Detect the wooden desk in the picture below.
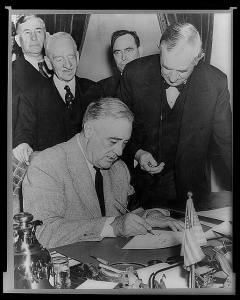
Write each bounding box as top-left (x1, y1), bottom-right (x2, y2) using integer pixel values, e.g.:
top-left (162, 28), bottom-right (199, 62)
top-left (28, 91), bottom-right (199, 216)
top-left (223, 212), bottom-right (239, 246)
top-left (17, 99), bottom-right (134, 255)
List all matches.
top-left (52, 192), bottom-right (232, 267)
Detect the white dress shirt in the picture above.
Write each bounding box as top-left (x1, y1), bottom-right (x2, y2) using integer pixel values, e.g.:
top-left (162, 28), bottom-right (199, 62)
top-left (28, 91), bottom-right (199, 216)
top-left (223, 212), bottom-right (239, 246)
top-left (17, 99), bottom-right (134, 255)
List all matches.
top-left (77, 135), bottom-right (115, 237)
top-left (53, 75), bottom-right (76, 103)
top-left (166, 86), bottom-right (180, 109)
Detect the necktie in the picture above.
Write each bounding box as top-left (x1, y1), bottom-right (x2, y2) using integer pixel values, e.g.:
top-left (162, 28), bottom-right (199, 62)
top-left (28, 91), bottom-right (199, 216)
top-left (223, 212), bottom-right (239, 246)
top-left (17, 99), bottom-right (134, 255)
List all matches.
top-left (93, 167), bottom-right (105, 216)
top-left (64, 85), bottom-right (75, 109)
top-left (38, 61), bottom-right (48, 78)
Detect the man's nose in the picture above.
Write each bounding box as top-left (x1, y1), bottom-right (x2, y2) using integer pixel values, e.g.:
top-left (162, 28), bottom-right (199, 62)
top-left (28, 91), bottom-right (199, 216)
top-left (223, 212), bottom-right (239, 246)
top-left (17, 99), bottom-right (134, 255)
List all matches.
top-left (63, 58), bottom-right (72, 69)
top-left (114, 143), bottom-right (123, 157)
top-left (31, 31), bottom-right (37, 41)
top-left (121, 51), bottom-right (127, 61)
top-left (168, 71), bottom-right (179, 83)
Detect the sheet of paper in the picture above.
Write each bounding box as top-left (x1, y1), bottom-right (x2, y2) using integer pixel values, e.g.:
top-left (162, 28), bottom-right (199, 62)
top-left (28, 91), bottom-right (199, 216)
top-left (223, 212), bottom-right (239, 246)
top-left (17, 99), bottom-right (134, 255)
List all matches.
top-left (76, 279), bottom-right (118, 289)
top-left (136, 263), bottom-right (170, 284)
top-left (137, 262), bottom-right (188, 288)
top-left (154, 265), bottom-right (188, 288)
top-left (211, 221), bottom-right (232, 236)
top-left (197, 207), bottom-right (232, 222)
top-left (122, 230), bottom-right (183, 249)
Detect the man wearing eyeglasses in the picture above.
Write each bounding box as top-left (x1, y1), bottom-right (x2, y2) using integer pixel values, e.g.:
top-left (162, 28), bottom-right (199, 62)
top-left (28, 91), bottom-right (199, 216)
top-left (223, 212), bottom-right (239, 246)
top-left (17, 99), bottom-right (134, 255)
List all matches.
top-left (119, 22), bottom-right (232, 209)
top-left (98, 30), bottom-right (142, 97)
top-left (13, 32), bottom-right (102, 164)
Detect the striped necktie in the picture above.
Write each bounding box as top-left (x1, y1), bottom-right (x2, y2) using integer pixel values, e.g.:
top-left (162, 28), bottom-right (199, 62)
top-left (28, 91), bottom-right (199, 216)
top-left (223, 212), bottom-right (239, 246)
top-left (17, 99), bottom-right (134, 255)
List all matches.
top-left (38, 61), bottom-right (48, 78)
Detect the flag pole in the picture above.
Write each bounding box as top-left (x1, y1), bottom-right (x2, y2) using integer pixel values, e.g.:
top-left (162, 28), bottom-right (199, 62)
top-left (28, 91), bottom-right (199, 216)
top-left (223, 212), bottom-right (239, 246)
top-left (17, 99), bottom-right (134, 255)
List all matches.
top-left (190, 264), bottom-right (195, 288)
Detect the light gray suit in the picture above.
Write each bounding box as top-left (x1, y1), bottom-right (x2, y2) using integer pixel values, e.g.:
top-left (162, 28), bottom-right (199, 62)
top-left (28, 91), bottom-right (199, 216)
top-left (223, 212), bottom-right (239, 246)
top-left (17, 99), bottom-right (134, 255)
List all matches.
top-left (22, 134), bottom-right (133, 248)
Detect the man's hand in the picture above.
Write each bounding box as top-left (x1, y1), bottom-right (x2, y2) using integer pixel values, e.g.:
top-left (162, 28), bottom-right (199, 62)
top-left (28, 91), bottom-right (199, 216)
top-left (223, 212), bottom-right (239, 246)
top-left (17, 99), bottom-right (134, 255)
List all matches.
top-left (110, 213), bottom-right (153, 237)
top-left (135, 149), bottom-right (165, 174)
top-left (146, 215), bottom-right (185, 232)
top-left (13, 143), bottom-right (33, 165)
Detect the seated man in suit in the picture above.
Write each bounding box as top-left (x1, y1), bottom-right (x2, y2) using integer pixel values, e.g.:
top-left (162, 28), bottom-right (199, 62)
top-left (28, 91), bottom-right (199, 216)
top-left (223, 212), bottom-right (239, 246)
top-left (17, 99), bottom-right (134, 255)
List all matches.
top-left (22, 97), bottom-right (184, 248)
top-left (12, 15), bottom-right (52, 132)
top-left (119, 22), bottom-right (232, 209)
top-left (98, 30), bottom-right (142, 97)
top-left (13, 32), bottom-right (102, 164)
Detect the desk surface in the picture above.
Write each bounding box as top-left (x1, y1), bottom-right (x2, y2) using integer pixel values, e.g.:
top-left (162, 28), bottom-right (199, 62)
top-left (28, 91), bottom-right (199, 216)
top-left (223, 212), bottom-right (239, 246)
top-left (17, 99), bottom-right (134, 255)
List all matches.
top-left (52, 192), bottom-right (232, 267)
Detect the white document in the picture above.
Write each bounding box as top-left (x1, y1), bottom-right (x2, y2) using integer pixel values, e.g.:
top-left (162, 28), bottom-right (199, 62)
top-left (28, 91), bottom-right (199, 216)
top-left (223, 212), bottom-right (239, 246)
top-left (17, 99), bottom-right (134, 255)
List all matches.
top-left (137, 262), bottom-right (188, 288)
top-left (210, 221), bottom-right (232, 236)
top-left (76, 279), bottom-right (118, 289)
top-left (197, 207), bottom-right (232, 222)
top-left (154, 265), bottom-right (188, 288)
top-left (136, 262), bottom-right (170, 283)
top-left (122, 230), bottom-right (183, 249)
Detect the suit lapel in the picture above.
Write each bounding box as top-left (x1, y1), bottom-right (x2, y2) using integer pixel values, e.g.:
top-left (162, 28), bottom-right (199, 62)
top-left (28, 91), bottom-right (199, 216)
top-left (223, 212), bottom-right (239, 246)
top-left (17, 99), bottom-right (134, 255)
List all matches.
top-left (50, 77), bottom-right (67, 108)
top-left (64, 134), bottom-right (102, 217)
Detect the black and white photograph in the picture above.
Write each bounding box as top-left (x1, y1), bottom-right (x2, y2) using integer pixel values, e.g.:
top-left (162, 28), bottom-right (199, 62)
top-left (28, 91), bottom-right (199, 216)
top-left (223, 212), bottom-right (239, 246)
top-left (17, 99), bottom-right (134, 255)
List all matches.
top-left (4, 8), bottom-right (234, 294)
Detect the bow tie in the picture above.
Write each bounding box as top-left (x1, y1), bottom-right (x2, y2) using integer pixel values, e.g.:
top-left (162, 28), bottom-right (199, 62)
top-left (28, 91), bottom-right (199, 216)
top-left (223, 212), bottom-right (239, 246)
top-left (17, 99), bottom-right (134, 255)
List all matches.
top-left (163, 81), bottom-right (186, 92)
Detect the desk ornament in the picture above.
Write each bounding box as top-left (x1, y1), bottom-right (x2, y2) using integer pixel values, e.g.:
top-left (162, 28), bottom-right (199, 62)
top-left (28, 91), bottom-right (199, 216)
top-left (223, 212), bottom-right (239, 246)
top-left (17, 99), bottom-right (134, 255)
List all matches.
top-left (13, 212), bottom-right (53, 289)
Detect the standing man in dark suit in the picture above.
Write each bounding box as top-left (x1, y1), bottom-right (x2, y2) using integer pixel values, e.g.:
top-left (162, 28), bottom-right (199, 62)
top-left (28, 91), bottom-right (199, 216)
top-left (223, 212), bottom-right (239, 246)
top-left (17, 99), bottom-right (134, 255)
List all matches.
top-left (13, 32), bottom-right (102, 164)
top-left (98, 30), bottom-right (142, 97)
top-left (12, 15), bottom-right (52, 132)
top-left (119, 22), bottom-right (232, 209)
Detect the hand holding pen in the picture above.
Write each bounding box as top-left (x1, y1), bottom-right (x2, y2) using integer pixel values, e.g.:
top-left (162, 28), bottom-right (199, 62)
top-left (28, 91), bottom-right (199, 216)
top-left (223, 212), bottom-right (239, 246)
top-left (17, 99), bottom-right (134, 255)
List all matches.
top-left (114, 198), bottom-right (184, 234)
top-left (114, 198), bottom-right (157, 236)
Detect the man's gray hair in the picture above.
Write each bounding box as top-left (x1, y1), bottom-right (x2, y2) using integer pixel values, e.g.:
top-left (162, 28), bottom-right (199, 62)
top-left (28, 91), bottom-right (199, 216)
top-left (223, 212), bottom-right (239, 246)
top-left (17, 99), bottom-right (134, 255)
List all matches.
top-left (82, 97), bottom-right (134, 126)
top-left (45, 32), bottom-right (77, 58)
top-left (160, 22), bottom-right (202, 56)
top-left (16, 15), bottom-right (46, 34)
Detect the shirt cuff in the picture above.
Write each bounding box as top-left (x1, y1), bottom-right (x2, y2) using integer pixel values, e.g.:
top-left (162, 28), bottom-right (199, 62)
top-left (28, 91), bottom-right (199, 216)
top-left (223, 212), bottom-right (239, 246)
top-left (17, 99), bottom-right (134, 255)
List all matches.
top-left (100, 217), bottom-right (116, 237)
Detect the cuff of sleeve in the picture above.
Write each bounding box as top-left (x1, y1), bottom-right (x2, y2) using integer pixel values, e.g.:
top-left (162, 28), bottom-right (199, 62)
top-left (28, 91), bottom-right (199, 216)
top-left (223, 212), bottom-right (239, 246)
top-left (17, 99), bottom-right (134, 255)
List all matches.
top-left (100, 217), bottom-right (116, 237)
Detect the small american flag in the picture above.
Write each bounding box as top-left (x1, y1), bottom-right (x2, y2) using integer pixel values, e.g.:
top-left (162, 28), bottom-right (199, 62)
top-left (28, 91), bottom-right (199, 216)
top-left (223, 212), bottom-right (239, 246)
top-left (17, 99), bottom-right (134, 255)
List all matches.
top-left (180, 192), bottom-right (206, 269)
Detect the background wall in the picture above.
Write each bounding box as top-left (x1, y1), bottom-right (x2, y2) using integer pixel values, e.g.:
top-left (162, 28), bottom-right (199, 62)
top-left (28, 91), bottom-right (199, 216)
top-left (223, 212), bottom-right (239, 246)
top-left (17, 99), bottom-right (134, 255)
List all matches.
top-left (77, 14), bottom-right (161, 81)
top-left (210, 13), bottom-right (232, 106)
top-left (210, 13), bottom-right (232, 192)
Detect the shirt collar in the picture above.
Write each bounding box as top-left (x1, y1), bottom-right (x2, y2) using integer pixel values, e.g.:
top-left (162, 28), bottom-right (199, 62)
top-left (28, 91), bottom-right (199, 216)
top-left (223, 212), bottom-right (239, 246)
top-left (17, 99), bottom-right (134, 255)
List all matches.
top-left (24, 54), bottom-right (42, 71)
top-left (77, 134), bottom-right (98, 181)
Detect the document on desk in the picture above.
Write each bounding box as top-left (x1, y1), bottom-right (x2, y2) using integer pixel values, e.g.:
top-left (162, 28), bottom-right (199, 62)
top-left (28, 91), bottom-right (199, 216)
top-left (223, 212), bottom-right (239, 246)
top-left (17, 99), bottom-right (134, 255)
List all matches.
top-left (197, 206), bottom-right (232, 222)
top-left (76, 279), bottom-right (118, 289)
top-left (122, 230), bottom-right (183, 249)
top-left (207, 221), bottom-right (232, 237)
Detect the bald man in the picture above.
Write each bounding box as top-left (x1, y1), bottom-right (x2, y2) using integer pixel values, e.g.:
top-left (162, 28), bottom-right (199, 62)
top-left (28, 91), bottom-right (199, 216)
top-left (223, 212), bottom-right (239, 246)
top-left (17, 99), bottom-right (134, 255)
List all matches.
top-left (119, 22), bottom-right (232, 209)
top-left (13, 32), bottom-right (102, 164)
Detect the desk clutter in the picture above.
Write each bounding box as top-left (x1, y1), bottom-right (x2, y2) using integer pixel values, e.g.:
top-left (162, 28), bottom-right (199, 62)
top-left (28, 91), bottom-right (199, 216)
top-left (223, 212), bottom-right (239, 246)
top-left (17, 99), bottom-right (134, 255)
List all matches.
top-left (50, 240), bottom-right (233, 290)
top-left (13, 192), bottom-right (233, 290)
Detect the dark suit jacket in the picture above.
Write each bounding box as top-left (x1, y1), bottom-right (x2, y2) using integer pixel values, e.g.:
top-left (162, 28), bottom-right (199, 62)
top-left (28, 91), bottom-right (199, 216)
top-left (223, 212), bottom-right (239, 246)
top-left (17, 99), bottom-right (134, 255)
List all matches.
top-left (98, 72), bottom-right (121, 97)
top-left (119, 54), bottom-right (232, 204)
top-left (13, 76), bottom-right (102, 151)
top-left (12, 55), bottom-right (50, 131)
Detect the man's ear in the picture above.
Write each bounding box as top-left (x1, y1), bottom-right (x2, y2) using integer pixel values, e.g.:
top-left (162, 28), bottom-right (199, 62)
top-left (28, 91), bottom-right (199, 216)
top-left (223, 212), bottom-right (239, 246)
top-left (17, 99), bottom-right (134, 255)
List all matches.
top-left (138, 46), bottom-right (143, 58)
top-left (83, 122), bottom-right (94, 139)
top-left (15, 34), bottom-right (21, 47)
top-left (194, 52), bottom-right (205, 66)
top-left (76, 50), bottom-right (79, 63)
top-left (44, 56), bottom-right (53, 70)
